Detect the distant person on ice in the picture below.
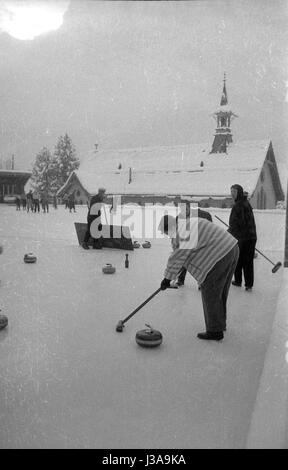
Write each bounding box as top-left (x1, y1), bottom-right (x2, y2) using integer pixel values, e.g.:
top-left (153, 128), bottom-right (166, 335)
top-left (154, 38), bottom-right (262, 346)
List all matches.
top-left (53, 194), bottom-right (58, 209)
top-left (82, 187), bottom-right (106, 250)
top-left (15, 196), bottom-right (21, 211)
top-left (158, 214), bottom-right (239, 341)
top-left (228, 184), bottom-right (257, 291)
top-left (26, 190), bottom-right (33, 212)
top-left (21, 194), bottom-right (26, 210)
top-left (63, 194), bottom-right (68, 209)
top-left (68, 192), bottom-right (76, 213)
top-left (41, 192), bottom-right (49, 213)
top-left (32, 189), bottom-right (40, 213)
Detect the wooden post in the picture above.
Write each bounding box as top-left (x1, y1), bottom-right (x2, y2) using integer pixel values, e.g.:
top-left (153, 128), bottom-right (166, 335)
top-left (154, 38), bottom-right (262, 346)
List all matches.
top-left (284, 180), bottom-right (288, 267)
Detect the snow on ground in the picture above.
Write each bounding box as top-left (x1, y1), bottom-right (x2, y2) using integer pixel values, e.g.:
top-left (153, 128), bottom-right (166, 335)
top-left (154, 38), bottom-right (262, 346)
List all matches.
top-left (0, 204), bottom-right (284, 448)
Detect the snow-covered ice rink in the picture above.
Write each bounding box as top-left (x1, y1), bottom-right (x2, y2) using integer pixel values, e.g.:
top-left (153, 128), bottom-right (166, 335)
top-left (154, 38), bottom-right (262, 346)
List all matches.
top-left (0, 204), bottom-right (285, 449)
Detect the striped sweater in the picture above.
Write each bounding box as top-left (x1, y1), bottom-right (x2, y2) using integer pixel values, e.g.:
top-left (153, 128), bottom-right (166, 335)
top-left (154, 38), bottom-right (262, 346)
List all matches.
top-left (164, 218), bottom-right (238, 284)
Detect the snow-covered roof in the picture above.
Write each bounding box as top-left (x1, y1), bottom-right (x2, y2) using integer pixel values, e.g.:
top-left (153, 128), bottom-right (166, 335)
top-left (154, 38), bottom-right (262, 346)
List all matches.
top-left (70, 167), bottom-right (259, 197)
top-left (62, 139), bottom-right (271, 197)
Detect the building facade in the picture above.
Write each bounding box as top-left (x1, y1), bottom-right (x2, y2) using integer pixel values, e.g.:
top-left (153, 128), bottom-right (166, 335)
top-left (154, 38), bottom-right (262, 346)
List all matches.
top-left (0, 170), bottom-right (32, 203)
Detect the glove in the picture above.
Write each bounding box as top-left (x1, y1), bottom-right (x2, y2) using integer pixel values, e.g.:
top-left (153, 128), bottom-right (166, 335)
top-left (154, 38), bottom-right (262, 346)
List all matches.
top-left (160, 278), bottom-right (171, 290)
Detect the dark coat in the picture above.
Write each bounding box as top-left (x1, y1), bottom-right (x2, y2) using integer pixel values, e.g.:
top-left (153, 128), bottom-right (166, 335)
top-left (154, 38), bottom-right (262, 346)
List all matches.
top-left (229, 185), bottom-right (257, 241)
top-left (87, 193), bottom-right (105, 222)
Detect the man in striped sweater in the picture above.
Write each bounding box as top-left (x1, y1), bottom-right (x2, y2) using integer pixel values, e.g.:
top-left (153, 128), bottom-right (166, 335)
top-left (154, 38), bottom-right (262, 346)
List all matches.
top-left (175, 203), bottom-right (213, 287)
top-left (158, 214), bottom-right (239, 341)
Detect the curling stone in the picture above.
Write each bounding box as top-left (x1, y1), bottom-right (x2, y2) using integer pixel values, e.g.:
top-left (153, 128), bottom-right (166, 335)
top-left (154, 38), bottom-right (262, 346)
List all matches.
top-left (102, 263), bottom-right (116, 274)
top-left (0, 314), bottom-right (8, 331)
top-left (24, 253), bottom-right (37, 263)
top-left (135, 324), bottom-right (163, 348)
top-left (142, 241), bottom-right (151, 248)
top-left (133, 241), bottom-right (140, 248)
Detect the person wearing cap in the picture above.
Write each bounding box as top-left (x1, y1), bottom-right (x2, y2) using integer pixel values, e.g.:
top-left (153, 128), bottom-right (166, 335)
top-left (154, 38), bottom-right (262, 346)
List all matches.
top-left (82, 187), bottom-right (106, 250)
top-left (229, 184), bottom-right (257, 291)
top-left (158, 214), bottom-right (239, 341)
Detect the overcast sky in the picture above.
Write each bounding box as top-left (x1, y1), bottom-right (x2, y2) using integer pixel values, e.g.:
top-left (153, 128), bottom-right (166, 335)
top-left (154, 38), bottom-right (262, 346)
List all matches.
top-left (0, 0), bottom-right (287, 174)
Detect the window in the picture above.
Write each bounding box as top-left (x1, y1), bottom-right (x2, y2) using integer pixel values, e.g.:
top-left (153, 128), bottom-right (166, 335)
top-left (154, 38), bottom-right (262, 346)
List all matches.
top-left (76, 190), bottom-right (81, 197)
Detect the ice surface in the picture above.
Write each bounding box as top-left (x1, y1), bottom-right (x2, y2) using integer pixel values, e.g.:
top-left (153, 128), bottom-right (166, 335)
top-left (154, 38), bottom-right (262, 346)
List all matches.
top-left (0, 205), bottom-right (284, 448)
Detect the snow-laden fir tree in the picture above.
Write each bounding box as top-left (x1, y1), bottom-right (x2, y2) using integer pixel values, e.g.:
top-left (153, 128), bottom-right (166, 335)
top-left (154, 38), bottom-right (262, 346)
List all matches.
top-left (30, 147), bottom-right (58, 198)
top-left (54, 133), bottom-right (79, 190)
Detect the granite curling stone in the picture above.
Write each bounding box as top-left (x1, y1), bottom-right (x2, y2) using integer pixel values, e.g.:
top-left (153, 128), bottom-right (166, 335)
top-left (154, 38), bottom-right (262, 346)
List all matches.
top-left (102, 263), bottom-right (116, 274)
top-left (24, 253), bottom-right (37, 263)
top-left (133, 241), bottom-right (140, 249)
top-left (142, 241), bottom-right (151, 248)
top-left (135, 324), bottom-right (163, 348)
top-left (0, 314), bottom-right (8, 331)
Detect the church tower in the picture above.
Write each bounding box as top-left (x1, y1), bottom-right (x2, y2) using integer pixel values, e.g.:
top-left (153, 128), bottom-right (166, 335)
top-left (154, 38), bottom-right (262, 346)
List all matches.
top-left (210, 74), bottom-right (237, 153)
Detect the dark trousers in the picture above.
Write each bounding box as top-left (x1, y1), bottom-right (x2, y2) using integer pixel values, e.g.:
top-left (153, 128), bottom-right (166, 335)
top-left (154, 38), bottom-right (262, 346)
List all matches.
top-left (33, 200), bottom-right (40, 212)
top-left (26, 199), bottom-right (33, 212)
top-left (69, 202), bottom-right (76, 212)
top-left (234, 239), bottom-right (256, 288)
top-left (42, 203), bottom-right (49, 213)
top-left (83, 216), bottom-right (103, 248)
top-left (200, 245), bottom-right (239, 333)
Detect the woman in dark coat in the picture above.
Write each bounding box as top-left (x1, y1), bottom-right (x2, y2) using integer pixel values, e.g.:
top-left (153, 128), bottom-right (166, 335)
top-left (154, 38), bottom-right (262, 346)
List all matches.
top-left (229, 184), bottom-right (257, 291)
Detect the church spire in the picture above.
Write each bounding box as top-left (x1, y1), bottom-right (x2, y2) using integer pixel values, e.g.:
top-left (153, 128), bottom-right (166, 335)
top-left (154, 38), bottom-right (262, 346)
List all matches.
top-left (220, 72), bottom-right (228, 106)
top-left (210, 73), bottom-right (237, 154)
